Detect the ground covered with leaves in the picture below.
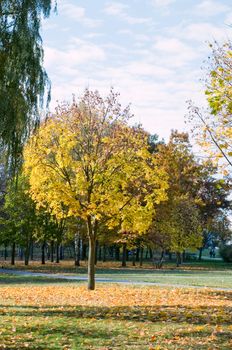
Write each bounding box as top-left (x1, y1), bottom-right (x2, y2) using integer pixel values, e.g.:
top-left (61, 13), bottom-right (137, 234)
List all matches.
top-left (0, 278), bottom-right (232, 349)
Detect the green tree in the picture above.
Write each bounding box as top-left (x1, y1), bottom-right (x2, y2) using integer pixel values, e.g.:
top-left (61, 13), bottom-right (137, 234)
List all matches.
top-left (0, 0), bottom-right (55, 174)
top-left (0, 175), bottom-right (37, 265)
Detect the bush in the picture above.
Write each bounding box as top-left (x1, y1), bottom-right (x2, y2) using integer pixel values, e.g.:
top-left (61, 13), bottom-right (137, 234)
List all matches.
top-left (220, 245), bottom-right (232, 262)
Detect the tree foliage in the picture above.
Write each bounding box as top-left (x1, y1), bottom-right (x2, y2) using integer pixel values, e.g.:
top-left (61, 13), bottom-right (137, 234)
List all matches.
top-left (0, 175), bottom-right (37, 264)
top-left (24, 89), bottom-right (168, 289)
top-left (0, 0), bottom-right (55, 173)
top-left (189, 42), bottom-right (232, 170)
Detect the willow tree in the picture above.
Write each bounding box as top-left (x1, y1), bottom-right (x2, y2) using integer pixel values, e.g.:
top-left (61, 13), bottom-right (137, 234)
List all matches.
top-left (0, 0), bottom-right (55, 174)
top-left (24, 89), bottom-right (168, 290)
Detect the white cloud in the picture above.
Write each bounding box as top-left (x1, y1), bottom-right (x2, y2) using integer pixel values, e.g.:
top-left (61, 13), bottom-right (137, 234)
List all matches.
top-left (44, 39), bottom-right (106, 71)
top-left (154, 37), bottom-right (192, 53)
top-left (195, 0), bottom-right (229, 17)
top-left (152, 37), bottom-right (200, 67)
top-left (224, 12), bottom-right (232, 25)
top-left (167, 21), bottom-right (230, 44)
top-left (104, 2), bottom-right (152, 25)
top-left (104, 2), bottom-right (128, 15)
top-left (43, 0), bottom-right (216, 141)
top-left (181, 22), bottom-right (230, 42)
top-left (60, 2), bottom-right (101, 28)
top-left (44, 36), bottom-right (204, 140)
top-left (84, 32), bottom-right (105, 39)
top-left (151, 0), bottom-right (175, 7)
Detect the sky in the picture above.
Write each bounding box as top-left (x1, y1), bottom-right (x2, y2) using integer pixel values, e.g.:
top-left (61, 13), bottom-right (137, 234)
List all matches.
top-left (42, 0), bottom-right (232, 140)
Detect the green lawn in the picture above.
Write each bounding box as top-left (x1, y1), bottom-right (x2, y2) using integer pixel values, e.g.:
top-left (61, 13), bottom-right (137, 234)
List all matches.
top-left (2, 259), bottom-right (232, 289)
top-left (1, 310), bottom-right (231, 349)
top-left (96, 269), bottom-right (232, 289)
top-left (0, 272), bottom-right (232, 349)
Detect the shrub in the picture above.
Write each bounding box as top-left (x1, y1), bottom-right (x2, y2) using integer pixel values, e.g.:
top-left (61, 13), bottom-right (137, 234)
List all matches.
top-left (220, 245), bottom-right (232, 262)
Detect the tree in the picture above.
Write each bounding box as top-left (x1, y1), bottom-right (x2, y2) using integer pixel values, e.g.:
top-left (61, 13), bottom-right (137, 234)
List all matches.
top-left (149, 131), bottom-right (211, 264)
top-left (169, 198), bottom-right (202, 265)
top-left (196, 176), bottom-right (231, 259)
top-left (156, 132), bottom-right (231, 263)
top-left (0, 174), bottom-right (37, 265)
top-left (24, 89), bottom-right (168, 289)
top-left (189, 42), bottom-right (232, 170)
top-left (211, 212), bottom-right (232, 246)
top-left (0, 172), bottom-right (66, 265)
top-left (0, 0), bottom-right (55, 174)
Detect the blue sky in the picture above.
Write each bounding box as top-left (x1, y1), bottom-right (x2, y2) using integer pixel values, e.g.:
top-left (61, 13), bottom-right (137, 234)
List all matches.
top-left (42, 0), bottom-right (232, 140)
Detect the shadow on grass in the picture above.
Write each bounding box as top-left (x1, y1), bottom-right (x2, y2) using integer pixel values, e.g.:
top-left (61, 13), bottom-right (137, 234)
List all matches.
top-left (0, 317), bottom-right (124, 350)
top-left (1, 303), bottom-right (232, 325)
top-left (0, 275), bottom-right (84, 285)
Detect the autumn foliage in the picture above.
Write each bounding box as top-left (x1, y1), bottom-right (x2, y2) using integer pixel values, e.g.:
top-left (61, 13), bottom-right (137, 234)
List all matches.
top-left (23, 89), bottom-right (168, 289)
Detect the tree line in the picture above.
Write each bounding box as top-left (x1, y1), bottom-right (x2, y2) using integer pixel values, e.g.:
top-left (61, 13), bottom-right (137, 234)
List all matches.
top-left (0, 89), bottom-right (231, 290)
top-left (0, 1), bottom-right (232, 290)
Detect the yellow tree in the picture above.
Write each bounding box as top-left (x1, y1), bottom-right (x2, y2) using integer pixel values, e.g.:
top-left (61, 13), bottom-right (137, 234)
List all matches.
top-left (149, 132), bottom-right (204, 264)
top-left (24, 89), bottom-right (168, 289)
top-left (189, 42), bottom-right (232, 170)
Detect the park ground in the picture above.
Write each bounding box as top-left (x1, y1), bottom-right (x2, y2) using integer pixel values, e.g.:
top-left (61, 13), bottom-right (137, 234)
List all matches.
top-left (0, 260), bottom-right (231, 349)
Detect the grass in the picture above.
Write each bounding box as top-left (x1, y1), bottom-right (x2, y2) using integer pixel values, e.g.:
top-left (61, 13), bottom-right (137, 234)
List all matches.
top-left (1, 260), bottom-right (232, 289)
top-left (0, 274), bottom-right (232, 349)
top-left (0, 274), bottom-right (84, 285)
top-left (98, 270), bottom-right (232, 289)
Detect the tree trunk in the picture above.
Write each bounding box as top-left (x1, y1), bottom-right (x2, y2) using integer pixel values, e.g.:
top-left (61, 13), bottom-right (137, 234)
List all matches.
top-left (50, 241), bottom-right (54, 262)
top-left (126, 248), bottom-right (129, 261)
top-left (74, 232), bottom-right (80, 266)
top-left (103, 244), bottom-right (106, 262)
top-left (56, 243), bottom-right (60, 263)
top-left (88, 236), bottom-right (96, 290)
top-left (98, 246), bottom-right (102, 261)
top-left (140, 247), bottom-right (144, 267)
top-left (136, 248), bottom-right (140, 262)
top-left (145, 248), bottom-right (149, 259)
top-left (82, 243), bottom-right (87, 260)
top-left (95, 240), bottom-right (98, 265)
top-left (132, 250), bottom-right (136, 266)
top-left (87, 216), bottom-right (97, 290)
top-left (182, 250), bottom-right (186, 263)
top-left (11, 242), bottom-right (15, 265)
top-left (176, 252), bottom-right (182, 267)
top-left (4, 245), bottom-right (8, 260)
top-left (59, 245), bottom-right (63, 260)
top-left (30, 241), bottom-right (34, 261)
top-left (157, 250), bottom-right (164, 269)
top-left (19, 247), bottom-right (23, 260)
top-left (122, 243), bottom-right (127, 267)
top-left (115, 246), bottom-right (120, 261)
top-left (25, 243), bottom-right (30, 266)
top-left (152, 249), bottom-right (156, 267)
top-left (41, 242), bottom-right (46, 264)
top-left (198, 247), bottom-right (203, 261)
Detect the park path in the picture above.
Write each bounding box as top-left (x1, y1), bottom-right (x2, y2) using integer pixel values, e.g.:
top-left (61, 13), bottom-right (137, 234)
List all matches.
top-left (1, 268), bottom-right (232, 291)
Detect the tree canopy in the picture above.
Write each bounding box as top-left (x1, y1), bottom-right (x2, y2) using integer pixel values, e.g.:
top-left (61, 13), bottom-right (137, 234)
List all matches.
top-left (24, 89), bottom-right (168, 289)
top-left (189, 42), bottom-right (232, 170)
top-left (0, 0), bottom-right (55, 174)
